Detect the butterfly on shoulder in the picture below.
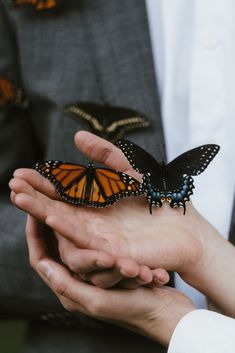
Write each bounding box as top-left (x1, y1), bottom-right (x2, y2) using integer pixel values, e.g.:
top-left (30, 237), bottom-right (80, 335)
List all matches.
top-left (12, 0), bottom-right (59, 11)
top-left (34, 160), bottom-right (142, 207)
top-left (115, 139), bottom-right (220, 214)
top-left (65, 102), bottom-right (152, 142)
top-left (0, 76), bottom-right (28, 109)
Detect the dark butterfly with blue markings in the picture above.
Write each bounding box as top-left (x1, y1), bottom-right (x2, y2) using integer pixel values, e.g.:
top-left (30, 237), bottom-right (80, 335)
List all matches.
top-left (116, 140), bottom-right (220, 214)
top-left (34, 160), bottom-right (141, 208)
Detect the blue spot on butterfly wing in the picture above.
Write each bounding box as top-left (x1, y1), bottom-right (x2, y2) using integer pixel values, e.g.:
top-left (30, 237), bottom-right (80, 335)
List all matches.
top-left (169, 176), bottom-right (195, 213)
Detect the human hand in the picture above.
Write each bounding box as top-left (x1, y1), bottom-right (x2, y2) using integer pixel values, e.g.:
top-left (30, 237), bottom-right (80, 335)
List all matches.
top-left (10, 131), bottom-right (204, 278)
top-left (10, 177), bottom-right (169, 289)
top-left (10, 131), bottom-right (235, 316)
top-left (26, 218), bottom-right (195, 347)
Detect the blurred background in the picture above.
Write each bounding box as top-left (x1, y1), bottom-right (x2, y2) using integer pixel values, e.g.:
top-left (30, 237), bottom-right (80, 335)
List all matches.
top-left (0, 320), bottom-right (27, 353)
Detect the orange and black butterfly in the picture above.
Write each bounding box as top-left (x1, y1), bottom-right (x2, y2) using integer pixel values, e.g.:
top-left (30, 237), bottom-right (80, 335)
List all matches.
top-left (34, 161), bottom-right (142, 207)
top-left (13, 0), bottom-right (59, 11)
top-left (0, 76), bottom-right (28, 109)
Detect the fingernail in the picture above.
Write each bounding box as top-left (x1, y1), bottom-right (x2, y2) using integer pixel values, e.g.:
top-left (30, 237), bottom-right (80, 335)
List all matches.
top-left (120, 267), bottom-right (133, 277)
top-left (37, 261), bottom-right (53, 278)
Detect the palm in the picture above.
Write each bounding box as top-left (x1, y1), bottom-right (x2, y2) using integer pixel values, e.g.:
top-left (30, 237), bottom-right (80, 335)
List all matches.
top-left (19, 171), bottom-right (202, 275)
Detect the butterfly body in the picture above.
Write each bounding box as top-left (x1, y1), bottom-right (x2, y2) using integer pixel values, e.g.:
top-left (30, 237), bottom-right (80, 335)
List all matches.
top-left (34, 160), bottom-right (141, 208)
top-left (116, 140), bottom-right (220, 214)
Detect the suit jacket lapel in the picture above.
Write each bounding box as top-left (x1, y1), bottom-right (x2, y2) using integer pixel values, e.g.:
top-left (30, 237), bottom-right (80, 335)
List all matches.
top-left (80, 0), bottom-right (165, 159)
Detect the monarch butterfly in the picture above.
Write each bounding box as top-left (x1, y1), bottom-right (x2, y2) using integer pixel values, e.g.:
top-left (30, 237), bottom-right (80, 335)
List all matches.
top-left (66, 103), bottom-right (151, 142)
top-left (13, 0), bottom-right (59, 11)
top-left (0, 76), bottom-right (27, 109)
top-left (116, 140), bottom-right (220, 214)
top-left (34, 160), bottom-right (141, 207)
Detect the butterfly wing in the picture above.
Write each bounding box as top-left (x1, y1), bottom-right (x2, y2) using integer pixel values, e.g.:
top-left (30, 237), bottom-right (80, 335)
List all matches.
top-left (34, 161), bottom-right (141, 207)
top-left (164, 144), bottom-right (220, 192)
top-left (34, 161), bottom-right (88, 203)
top-left (13, 0), bottom-right (58, 11)
top-left (0, 76), bottom-right (16, 108)
top-left (115, 139), bottom-right (162, 174)
top-left (91, 168), bottom-right (142, 207)
top-left (66, 103), bottom-right (151, 141)
top-left (166, 144), bottom-right (220, 175)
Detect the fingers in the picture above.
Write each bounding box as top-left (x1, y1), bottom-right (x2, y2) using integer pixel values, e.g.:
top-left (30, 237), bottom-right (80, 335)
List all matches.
top-left (13, 168), bottom-right (58, 200)
top-left (45, 214), bottom-right (109, 252)
top-left (152, 268), bottom-right (170, 285)
top-left (75, 131), bottom-right (139, 178)
top-left (9, 178), bottom-right (66, 224)
top-left (57, 235), bottom-right (115, 273)
top-left (82, 257), bottom-right (140, 288)
top-left (118, 265), bottom-right (154, 289)
top-left (26, 215), bottom-right (50, 267)
top-left (36, 259), bottom-right (100, 310)
top-left (10, 189), bottom-right (50, 223)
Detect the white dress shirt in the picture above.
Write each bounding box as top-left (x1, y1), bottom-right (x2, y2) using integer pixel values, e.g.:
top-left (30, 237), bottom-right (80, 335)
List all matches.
top-left (168, 310), bottom-right (235, 353)
top-left (145, 0), bottom-right (235, 309)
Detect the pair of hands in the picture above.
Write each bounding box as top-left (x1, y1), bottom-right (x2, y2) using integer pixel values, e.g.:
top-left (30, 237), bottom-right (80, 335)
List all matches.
top-left (10, 131), bottom-right (226, 345)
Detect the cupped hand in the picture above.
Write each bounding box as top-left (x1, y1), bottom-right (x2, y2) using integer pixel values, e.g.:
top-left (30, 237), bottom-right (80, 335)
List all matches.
top-left (10, 173), bottom-right (168, 289)
top-left (10, 131), bottom-right (213, 287)
top-left (26, 217), bottom-right (195, 347)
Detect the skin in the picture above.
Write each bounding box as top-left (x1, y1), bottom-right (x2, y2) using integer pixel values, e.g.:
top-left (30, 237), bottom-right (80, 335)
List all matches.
top-left (25, 215), bottom-right (195, 347)
top-left (9, 131), bottom-right (235, 317)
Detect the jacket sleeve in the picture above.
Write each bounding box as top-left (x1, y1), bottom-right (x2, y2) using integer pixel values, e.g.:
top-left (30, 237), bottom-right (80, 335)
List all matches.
top-left (0, 1), bottom-right (62, 318)
top-left (168, 309), bottom-right (235, 353)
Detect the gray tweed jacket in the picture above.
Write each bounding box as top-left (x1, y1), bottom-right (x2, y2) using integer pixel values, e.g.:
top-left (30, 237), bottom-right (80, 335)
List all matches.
top-left (0, 1), bottom-right (234, 352)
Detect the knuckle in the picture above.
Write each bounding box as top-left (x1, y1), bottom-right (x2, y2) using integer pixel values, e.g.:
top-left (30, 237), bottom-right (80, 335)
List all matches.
top-left (53, 278), bottom-right (69, 297)
top-left (66, 259), bottom-right (79, 273)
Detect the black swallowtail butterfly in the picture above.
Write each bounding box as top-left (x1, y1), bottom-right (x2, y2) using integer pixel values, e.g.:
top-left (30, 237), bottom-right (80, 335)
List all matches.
top-left (116, 140), bottom-right (220, 214)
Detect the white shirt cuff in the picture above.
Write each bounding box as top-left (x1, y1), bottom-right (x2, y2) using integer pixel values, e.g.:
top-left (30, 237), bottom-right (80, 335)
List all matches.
top-left (168, 309), bottom-right (235, 353)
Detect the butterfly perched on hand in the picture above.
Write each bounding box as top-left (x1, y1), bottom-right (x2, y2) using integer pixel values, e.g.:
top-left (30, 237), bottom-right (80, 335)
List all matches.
top-left (66, 103), bottom-right (151, 142)
top-left (34, 161), bottom-right (141, 207)
top-left (116, 140), bottom-right (220, 214)
top-left (13, 0), bottom-right (59, 11)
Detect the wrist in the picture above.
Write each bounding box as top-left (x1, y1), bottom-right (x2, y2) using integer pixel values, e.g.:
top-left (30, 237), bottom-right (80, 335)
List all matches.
top-left (181, 212), bottom-right (235, 316)
top-left (137, 288), bottom-right (196, 347)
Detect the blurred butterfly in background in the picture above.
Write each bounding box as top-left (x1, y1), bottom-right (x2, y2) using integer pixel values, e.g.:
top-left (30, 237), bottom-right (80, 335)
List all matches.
top-left (66, 103), bottom-right (152, 142)
top-left (116, 140), bottom-right (220, 214)
top-left (0, 76), bottom-right (28, 109)
top-left (34, 161), bottom-right (141, 207)
top-left (12, 0), bottom-right (60, 11)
